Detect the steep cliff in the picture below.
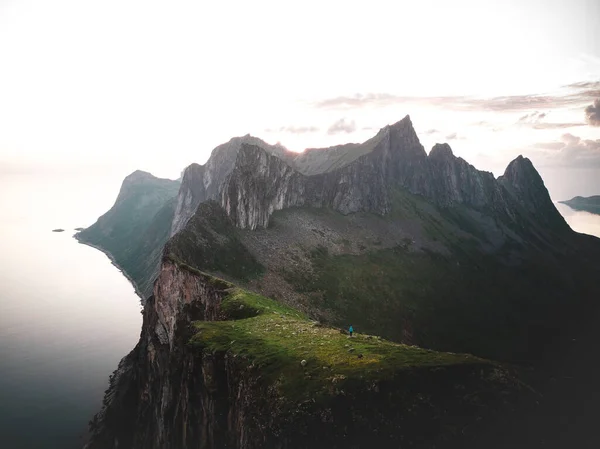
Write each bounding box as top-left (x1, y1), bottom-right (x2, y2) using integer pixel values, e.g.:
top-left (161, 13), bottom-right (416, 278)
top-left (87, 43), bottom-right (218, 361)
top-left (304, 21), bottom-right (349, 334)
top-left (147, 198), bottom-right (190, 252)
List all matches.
top-left (219, 116), bottom-right (563, 242)
top-left (170, 136), bottom-right (293, 237)
top-left (499, 156), bottom-right (570, 233)
top-left (85, 256), bottom-right (525, 449)
top-left (76, 170), bottom-right (180, 299)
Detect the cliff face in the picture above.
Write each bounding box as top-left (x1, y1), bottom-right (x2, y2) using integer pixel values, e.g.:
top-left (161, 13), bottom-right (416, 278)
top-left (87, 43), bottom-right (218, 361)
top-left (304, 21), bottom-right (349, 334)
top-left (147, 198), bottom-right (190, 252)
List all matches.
top-left (221, 142), bottom-right (392, 230)
top-left (426, 143), bottom-right (500, 208)
top-left (498, 156), bottom-right (569, 232)
top-left (220, 116), bottom-right (562, 237)
top-left (170, 136), bottom-right (293, 237)
top-left (86, 258), bottom-right (523, 449)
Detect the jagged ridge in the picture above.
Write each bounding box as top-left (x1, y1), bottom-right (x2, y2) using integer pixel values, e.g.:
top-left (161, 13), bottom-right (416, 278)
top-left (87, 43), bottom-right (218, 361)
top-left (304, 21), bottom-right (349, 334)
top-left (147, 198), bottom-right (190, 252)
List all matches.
top-left (82, 115), bottom-right (600, 449)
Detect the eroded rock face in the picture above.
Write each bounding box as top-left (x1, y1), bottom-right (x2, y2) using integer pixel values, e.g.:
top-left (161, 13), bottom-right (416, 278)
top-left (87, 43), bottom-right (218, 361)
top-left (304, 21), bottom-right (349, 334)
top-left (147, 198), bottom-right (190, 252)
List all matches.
top-left (170, 136), bottom-right (293, 236)
top-left (221, 117), bottom-right (425, 229)
top-left (426, 143), bottom-right (499, 208)
top-left (221, 142), bottom-right (393, 230)
top-left (219, 116), bottom-right (563, 234)
top-left (499, 156), bottom-right (569, 231)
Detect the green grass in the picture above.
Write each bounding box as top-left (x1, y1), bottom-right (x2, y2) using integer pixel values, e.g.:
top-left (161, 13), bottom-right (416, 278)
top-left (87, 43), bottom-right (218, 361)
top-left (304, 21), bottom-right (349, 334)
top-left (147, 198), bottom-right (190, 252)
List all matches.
top-left (278, 236), bottom-right (581, 362)
top-left (190, 286), bottom-right (488, 405)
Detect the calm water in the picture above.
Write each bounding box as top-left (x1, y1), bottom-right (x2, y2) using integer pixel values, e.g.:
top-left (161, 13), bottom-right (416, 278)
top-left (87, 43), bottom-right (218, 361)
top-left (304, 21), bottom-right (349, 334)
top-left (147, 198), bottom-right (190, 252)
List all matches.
top-left (0, 173), bottom-right (598, 449)
top-left (555, 202), bottom-right (600, 238)
top-left (0, 173), bottom-right (142, 449)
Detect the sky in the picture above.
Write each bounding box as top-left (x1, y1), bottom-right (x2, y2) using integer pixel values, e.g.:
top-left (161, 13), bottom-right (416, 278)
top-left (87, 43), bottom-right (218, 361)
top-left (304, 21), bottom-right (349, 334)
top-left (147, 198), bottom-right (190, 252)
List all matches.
top-left (0, 0), bottom-right (599, 201)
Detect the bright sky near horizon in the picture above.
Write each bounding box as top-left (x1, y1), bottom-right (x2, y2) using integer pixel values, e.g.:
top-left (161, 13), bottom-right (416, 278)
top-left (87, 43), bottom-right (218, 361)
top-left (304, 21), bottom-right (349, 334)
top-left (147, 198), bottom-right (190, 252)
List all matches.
top-left (0, 0), bottom-right (599, 200)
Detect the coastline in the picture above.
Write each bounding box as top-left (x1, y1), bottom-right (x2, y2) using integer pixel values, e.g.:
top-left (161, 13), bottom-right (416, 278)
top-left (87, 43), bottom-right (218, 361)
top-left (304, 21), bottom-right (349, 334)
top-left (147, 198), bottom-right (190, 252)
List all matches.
top-left (73, 232), bottom-right (146, 304)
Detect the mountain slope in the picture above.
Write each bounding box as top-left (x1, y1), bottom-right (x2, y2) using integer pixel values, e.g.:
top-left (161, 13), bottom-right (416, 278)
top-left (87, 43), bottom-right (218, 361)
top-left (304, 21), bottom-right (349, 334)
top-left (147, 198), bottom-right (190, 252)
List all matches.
top-left (560, 195), bottom-right (600, 215)
top-left (83, 116), bottom-right (600, 448)
top-left (76, 170), bottom-right (180, 299)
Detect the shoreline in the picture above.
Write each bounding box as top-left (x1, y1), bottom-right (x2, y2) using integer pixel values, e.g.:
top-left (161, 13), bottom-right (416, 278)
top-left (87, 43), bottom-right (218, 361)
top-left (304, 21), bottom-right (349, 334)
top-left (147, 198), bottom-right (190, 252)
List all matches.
top-left (73, 233), bottom-right (146, 304)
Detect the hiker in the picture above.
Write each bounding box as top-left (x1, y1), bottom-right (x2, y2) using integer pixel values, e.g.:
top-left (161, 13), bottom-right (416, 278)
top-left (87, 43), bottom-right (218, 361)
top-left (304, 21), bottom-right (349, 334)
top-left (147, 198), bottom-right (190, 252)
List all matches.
top-left (349, 325), bottom-right (353, 337)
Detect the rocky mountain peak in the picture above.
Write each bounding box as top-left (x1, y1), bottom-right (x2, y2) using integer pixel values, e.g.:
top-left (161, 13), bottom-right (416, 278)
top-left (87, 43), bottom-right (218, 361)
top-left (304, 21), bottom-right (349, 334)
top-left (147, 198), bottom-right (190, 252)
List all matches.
top-left (116, 170), bottom-right (178, 205)
top-left (387, 114), bottom-right (413, 130)
top-left (170, 135), bottom-right (292, 237)
top-left (428, 143), bottom-right (454, 160)
top-left (502, 155), bottom-right (538, 181)
top-left (123, 170), bottom-right (155, 184)
top-left (500, 155), bottom-right (547, 197)
top-left (499, 155), bottom-right (569, 231)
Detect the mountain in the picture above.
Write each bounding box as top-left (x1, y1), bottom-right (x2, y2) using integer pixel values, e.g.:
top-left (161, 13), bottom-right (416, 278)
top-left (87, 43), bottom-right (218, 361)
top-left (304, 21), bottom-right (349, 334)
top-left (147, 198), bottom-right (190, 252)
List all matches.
top-left (560, 195), bottom-right (600, 215)
top-left (83, 116), bottom-right (600, 449)
top-left (170, 135), bottom-right (293, 236)
top-left (75, 170), bottom-right (180, 299)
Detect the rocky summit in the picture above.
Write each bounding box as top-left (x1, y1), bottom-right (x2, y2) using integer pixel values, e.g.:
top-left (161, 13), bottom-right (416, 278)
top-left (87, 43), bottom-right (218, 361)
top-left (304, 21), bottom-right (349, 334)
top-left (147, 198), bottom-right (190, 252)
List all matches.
top-left (82, 116), bottom-right (600, 449)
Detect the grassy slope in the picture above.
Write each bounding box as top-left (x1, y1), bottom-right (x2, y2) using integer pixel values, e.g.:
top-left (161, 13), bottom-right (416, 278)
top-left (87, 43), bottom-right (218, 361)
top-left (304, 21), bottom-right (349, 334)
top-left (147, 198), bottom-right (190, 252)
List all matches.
top-left (282, 243), bottom-right (571, 362)
top-left (256, 189), bottom-right (594, 362)
top-left (189, 280), bottom-right (493, 405)
top-left (120, 197), bottom-right (179, 297)
top-left (166, 189), bottom-right (598, 363)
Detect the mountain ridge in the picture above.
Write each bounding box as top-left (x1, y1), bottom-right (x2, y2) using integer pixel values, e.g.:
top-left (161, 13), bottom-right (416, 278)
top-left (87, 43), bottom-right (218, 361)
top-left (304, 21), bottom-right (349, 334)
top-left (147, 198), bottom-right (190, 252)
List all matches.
top-left (80, 116), bottom-right (600, 448)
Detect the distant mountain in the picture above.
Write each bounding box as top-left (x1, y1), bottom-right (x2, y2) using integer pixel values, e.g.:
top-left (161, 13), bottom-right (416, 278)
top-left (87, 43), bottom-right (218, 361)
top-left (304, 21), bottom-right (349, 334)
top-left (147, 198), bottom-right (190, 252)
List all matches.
top-left (83, 116), bottom-right (600, 449)
top-left (75, 170), bottom-right (180, 299)
top-left (560, 195), bottom-right (600, 215)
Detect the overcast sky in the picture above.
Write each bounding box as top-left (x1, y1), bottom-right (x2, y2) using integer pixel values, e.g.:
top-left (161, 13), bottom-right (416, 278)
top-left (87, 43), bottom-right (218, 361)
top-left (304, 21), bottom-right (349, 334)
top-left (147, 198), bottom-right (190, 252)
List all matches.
top-left (0, 0), bottom-right (599, 200)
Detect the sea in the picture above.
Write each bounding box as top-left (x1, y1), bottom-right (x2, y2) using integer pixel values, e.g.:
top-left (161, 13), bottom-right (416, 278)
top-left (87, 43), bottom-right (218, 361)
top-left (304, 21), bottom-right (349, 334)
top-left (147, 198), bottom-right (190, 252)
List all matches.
top-left (0, 172), bottom-right (598, 449)
top-left (0, 172), bottom-right (142, 449)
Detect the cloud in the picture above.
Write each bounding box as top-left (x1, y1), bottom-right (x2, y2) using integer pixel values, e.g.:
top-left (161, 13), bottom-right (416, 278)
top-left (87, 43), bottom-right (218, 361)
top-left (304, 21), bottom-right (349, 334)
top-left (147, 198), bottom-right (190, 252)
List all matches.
top-left (445, 132), bottom-right (465, 140)
top-left (585, 98), bottom-right (600, 126)
top-left (530, 122), bottom-right (586, 129)
top-left (518, 111), bottom-right (547, 123)
top-left (422, 128), bottom-right (439, 135)
top-left (530, 133), bottom-right (600, 168)
top-left (314, 81), bottom-right (600, 113)
top-left (472, 121), bottom-right (503, 132)
top-left (515, 110), bottom-right (585, 129)
top-left (566, 81), bottom-right (600, 89)
top-left (327, 118), bottom-right (356, 135)
top-left (265, 125), bottom-right (320, 134)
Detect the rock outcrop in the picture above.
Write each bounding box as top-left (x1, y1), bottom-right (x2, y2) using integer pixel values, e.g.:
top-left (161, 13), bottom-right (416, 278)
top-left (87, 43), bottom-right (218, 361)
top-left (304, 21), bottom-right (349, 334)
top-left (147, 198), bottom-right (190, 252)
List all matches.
top-left (170, 136), bottom-right (293, 236)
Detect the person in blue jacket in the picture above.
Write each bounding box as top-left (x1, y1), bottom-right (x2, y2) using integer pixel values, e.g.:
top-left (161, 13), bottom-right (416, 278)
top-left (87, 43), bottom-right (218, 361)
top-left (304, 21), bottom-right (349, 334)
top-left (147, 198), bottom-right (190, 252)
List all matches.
top-left (349, 325), bottom-right (354, 337)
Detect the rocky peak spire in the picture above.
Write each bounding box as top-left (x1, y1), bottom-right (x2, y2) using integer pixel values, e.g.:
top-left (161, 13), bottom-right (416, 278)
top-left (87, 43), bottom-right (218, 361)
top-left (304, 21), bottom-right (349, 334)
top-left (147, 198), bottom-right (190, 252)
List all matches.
top-left (428, 143), bottom-right (454, 160)
top-left (499, 155), bottom-right (569, 231)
